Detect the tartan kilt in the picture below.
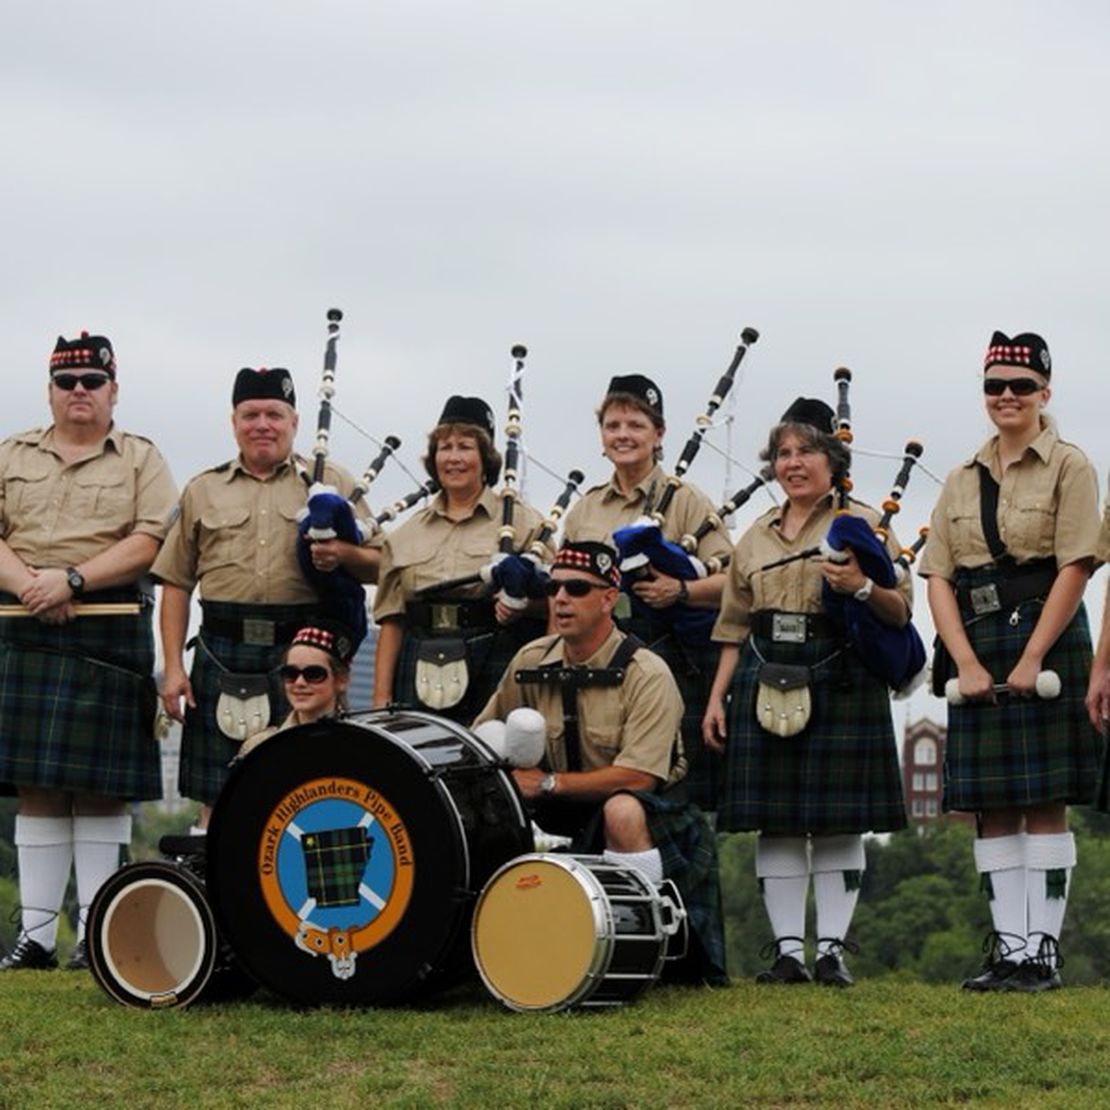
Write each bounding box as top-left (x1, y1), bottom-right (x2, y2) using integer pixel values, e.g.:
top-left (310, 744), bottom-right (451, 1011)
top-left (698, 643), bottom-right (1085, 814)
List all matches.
top-left (945, 578), bottom-right (1102, 812)
top-left (178, 601), bottom-right (316, 805)
top-left (0, 590), bottom-right (161, 800)
top-left (570, 789), bottom-right (728, 986)
top-left (719, 633), bottom-right (907, 836)
top-left (392, 615), bottom-right (546, 725)
top-left (619, 612), bottom-right (723, 813)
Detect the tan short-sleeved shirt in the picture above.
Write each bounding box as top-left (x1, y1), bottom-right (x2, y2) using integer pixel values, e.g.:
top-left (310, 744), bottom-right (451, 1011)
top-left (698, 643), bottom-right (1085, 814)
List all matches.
top-left (151, 455), bottom-right (369, 603)
top-left (918, 427), bottom-right (1100, 581)
top-left (712, 494), bottom-right (913, 643)
top-left (0, 425), bottom-right (177, 566)
top-left (1097, 495), bottom-right (1110, 565)
top-left (373, 486), bottom-right (550, 620)
top-left (562, 463), bottom-right (733, 566)
top-left (472, 625), bottom-right (685, 783)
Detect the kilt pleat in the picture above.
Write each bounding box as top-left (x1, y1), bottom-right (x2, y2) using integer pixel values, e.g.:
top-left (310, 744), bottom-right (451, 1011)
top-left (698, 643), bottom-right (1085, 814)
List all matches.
top-left (392, 616), bottom-right (546, 725)
top-left (0, 595), bottom-right (161, 800)
top-left (619, 613), bottom-right (723, 813)
top-left (945, 574), bottom-right (1102, 812)
top-left (718, 633), bottom-right (907, 836)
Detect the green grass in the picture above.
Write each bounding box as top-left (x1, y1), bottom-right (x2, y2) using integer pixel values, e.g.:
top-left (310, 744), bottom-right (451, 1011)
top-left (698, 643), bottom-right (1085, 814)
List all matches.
top-left (2, 974), bottom-right (1109, 1108)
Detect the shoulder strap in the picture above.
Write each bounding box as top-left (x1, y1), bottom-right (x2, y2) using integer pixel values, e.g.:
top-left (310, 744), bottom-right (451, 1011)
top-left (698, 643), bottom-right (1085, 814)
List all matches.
top-left (976, 463), bottom-right (1010, 565)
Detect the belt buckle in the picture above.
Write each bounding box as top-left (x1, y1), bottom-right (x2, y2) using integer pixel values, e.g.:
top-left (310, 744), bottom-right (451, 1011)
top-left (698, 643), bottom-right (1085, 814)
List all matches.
top-left (431, 604), bottom-right (459, 632)
top-left (969, 584), bottom-right (1001, 617)
top-left (242, 618), bottom-right (277, 646)
top-left (771, 613), bottom-right (807, 644)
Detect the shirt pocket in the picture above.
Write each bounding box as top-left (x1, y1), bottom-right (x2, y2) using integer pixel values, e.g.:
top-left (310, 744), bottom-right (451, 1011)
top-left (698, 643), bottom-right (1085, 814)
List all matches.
top-left (1003, 499), bottom-right (1056, 557)
top-left (73, 469), bottom-right (132, 526)
top-left (198, 505), bottom-right (250, 571)
top-left (945, 508), bottom-right (984, 563)
top-left (3, 461), bottom-right (54, 519)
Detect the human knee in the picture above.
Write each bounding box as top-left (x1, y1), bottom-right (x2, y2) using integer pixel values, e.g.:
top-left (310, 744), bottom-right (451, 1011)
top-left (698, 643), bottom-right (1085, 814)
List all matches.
top-left (602, 794), bottom-right (651, 851)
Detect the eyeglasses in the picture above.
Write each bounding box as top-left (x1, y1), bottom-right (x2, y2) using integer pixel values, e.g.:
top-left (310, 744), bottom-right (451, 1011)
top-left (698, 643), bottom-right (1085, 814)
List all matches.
top-left (544, 577), bottom-right (611, 598)
top-left (51, 373), bottom-right (111, 392)
top-left (983, 377), bottom-right (1043, 397)
top-left (280, 664), bottom-right (332, 684)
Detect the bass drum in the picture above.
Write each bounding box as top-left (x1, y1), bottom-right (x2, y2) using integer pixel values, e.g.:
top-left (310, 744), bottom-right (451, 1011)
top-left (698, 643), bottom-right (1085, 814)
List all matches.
top-left (471, 853), bottom-right (686, 1012)
top-left (86, 855), bottom-right (254, 1009)
top-left (206, 709), bottom-right (533, 1006)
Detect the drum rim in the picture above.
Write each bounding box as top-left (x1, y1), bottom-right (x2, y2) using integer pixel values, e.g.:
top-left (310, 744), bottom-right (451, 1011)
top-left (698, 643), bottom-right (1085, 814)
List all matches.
top-left (472, 853), bottom-right (619, 1013)
top-left (87, 860), bottom-right (217, 1009)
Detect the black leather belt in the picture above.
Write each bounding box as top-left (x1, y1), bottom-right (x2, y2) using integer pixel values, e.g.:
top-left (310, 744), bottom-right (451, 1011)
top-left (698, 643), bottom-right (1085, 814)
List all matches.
top-left (955, 563), bottom-right (1057, 620)
top-left (201, 614), bottom-right (308, 646)
top-left (407, 598), bottom-right (496, 633)
top-left (750, 610), bottom-right (840, 643)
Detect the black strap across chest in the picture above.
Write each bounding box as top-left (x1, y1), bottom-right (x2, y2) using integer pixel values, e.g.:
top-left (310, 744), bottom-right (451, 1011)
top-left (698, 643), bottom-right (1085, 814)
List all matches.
top-left (513, 634), bottom-right (643, 772)
top-left (976, 464), bottom-right (1010, 565)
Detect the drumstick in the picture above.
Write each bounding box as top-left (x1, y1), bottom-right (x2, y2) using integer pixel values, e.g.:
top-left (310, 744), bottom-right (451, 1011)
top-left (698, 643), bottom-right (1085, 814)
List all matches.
top-left (945, 670), bottom-right (1061, 706)
top-left (0, 603), bottom-right (142, 617)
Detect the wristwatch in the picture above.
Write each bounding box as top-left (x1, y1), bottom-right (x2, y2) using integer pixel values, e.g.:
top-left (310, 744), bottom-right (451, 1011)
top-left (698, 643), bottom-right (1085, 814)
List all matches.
top-left (853, 577), bottom-right (874, 602)
top-left (65, 566), bottom-right (86, 598)
top-left (539, 773), bottom-right (558, 796)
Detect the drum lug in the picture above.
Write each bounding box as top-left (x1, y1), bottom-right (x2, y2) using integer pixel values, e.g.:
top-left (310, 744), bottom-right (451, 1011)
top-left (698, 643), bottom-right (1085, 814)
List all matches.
top-left (657, 879), bottom-right (690, 961)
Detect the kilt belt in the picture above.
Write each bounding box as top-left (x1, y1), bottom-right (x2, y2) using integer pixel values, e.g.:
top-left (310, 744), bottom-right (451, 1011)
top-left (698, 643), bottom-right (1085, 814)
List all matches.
top-left (200, 599), bottom-right (319, 646)
top-left (406, 598), bottom-right (497, 633)
top-left (954, 559), bottom-right (1057, 621)
top-left (750, 610), bottom-right (842, 644)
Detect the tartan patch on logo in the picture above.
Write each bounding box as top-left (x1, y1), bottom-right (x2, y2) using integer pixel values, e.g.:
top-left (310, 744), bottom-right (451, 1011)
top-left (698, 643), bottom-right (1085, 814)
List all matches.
top-left (301, 826), bottom-right (373, 908)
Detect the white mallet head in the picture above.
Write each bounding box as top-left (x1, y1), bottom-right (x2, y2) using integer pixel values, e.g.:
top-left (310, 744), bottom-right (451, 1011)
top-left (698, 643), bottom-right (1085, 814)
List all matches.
top-left (471, 719), bottom-right (508, 760)
top-left (503, 707), bottom-right (547, 768)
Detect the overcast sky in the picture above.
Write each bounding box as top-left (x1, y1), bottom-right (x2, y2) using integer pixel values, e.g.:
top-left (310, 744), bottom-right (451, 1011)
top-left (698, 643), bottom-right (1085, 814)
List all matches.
top-left (3, 1), bottom-right (1108, 720)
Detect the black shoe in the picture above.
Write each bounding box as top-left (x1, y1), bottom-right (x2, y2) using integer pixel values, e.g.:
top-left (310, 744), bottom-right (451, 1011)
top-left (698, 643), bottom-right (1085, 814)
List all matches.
top-left (1005, 959), bottom-right (1062, 992)
top-left (0, 936), bottom-right (59, 971)
top-left (755, 939), bottom-right (811, 984)
top-left (66, 940), bottom-right (89, 971)
top-left (961, 958), bottom-right (1020, 991)
top-left (815, 953), bottom-right (854, 987)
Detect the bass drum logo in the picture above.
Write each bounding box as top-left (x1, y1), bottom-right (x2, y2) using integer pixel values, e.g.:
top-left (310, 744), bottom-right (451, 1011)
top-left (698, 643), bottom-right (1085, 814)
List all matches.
top-left (257, 776), bottom-right (414, 980)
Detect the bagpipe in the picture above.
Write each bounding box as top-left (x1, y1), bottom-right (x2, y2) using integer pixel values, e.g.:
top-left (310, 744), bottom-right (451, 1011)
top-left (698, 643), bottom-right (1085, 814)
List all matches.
top-left (758, 368), bottom-right (928, 692)
top-left (295, 309), bottom-right (403, 647)
top-left (413, 347), bottom-right (583, 605)
top-left (612, 328), bottom-right (761, 641)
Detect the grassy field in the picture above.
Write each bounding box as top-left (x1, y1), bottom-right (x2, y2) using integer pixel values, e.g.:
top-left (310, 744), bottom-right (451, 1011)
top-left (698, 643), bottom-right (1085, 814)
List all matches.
top-left (2, 972), bottom-right (1109, 1108)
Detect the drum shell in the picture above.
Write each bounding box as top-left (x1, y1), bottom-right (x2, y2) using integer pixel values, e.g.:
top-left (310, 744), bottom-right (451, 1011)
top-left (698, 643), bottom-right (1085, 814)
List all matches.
top-left (86, 858), bottom-right (253, 1009)
top-left (206, 710), bottom-right (533, 1006)
top-left (471, 853), bottom-right (669, 1013)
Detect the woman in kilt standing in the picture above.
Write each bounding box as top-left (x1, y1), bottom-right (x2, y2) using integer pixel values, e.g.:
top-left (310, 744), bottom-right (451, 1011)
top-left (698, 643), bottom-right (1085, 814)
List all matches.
top-left (703, 397), bottom-right (909, 987)
top-left (921, 332), bottom-right (1102, 992)
top-left (0, 332), bottom-right (177, 971)
top-left (561, 375), bottom-right (732, 813)
top-left (372, 396), bottom-right (550, 722)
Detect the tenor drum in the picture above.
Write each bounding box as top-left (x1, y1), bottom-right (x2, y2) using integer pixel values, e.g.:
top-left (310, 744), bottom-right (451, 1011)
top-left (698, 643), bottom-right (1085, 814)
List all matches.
top-left (86, 852), bottom-right (253, 1009)
top-left (471, 853), bottom-right (685, 1012)
top-left (205, 709), bottom-right (533, 1006)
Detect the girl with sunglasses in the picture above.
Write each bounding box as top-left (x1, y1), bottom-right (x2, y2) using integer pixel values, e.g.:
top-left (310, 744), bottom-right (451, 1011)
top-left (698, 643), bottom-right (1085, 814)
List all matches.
top-left (920, 331), bottom-right (1101, 992)
top-left (239, 622), bottom-right (354, 756)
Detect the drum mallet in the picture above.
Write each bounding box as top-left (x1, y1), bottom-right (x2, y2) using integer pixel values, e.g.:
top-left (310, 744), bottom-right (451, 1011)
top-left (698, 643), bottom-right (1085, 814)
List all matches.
top-left (945, 670), bottom-right (1061, 706)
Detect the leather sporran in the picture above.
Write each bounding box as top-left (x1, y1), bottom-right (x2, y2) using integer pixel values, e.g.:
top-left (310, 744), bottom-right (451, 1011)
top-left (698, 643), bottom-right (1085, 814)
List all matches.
top-left (415, 638), bottom-right (469, 711)
top-left (215, 672), bottom-right (272, 742)
top-left (755, 662), bottom-right (812, 738)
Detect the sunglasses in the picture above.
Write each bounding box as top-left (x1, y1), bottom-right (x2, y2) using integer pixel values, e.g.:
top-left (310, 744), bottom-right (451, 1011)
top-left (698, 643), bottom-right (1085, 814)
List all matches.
top-left (982, 377), bottom-right (1043, 397)
top-left (51, 373), bottom-right (111, 392)
top-left (544, 577), bottom-right (611, 598)
top-left (279, 664), bottom-right (332, 685)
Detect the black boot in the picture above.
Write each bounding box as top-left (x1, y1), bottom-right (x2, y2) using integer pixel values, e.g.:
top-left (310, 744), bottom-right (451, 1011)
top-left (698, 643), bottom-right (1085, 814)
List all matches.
top-left (814, 937), bottom-right (859, 987)
top-left (755, 937), bottom-right (811, 984)
top-left (1006, 934), bottom-right (1063, 993)
top-left (0, 935), bottom-right (59, 971)
top-left (961, 930), bottom-right (1024, 991)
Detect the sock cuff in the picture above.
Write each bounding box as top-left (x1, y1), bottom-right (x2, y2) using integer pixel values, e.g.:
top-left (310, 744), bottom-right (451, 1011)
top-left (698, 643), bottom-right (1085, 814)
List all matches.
top-left (14, 815), bottom-right (73, 847)
top-left (755, 836), bottom-right (810, 878)
top-left (1025, 831), bottom-right (1076, 871)
top-left (973, 833), bottom-right (1025, 873)
top-left (603, 847), bottom-right (664, 886)
top-left (73, 813), bottom-right (132, 845)
top-left (810, 834), bottom-right (866, 875)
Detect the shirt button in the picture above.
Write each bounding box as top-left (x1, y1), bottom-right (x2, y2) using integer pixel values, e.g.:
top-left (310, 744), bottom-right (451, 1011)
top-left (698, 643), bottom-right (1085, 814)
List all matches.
top-left (260, 539), bottom-right (266, 546)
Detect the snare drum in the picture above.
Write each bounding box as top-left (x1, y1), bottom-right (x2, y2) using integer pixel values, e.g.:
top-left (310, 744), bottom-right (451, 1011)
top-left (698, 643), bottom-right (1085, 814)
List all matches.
top-left (205, 709), bottom-right (533, 1006)
top-left (86, 854), bottom-right (253, 1009)
top-left (471, 853), bottom-right (686, 1012)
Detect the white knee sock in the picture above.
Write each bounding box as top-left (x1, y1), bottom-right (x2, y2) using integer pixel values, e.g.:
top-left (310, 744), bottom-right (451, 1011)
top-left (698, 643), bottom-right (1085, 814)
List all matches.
top-left (14, 815), bottom-right (74, 951)
top-left (603, 848), bottom-right (664, 886)
top-left (811, 834), bottom-right (865, 957)
top-left (1025, 832), bottom-right (1076, 969)
top-left (973, 834), bottom-right (1027, 959)
top-left (755, 836), bottom-right (810, 959)
top-left (73, 814), bottom-right (132, 942)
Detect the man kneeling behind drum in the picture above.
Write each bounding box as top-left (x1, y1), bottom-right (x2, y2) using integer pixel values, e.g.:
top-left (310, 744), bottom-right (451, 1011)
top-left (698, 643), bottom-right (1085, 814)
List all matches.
top-left (472, 540), bottom-right (727, 985)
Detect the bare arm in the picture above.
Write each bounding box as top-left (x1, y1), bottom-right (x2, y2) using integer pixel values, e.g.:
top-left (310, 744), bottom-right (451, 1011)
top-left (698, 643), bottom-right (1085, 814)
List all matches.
top-left (513, 765), bottom-right (658, 803)
top-left (631, 568), bottom-right (726, 611)
top-left (927, 575), bottom-right (993, 701)
top-left (373, 617), bottom-right (404, 708)
top-left (1087, 577), bottom-right (1110, 732)
top-left (1008, 559), bottom-right (1092, 694)
top-left (160, 583), bottom-right (196, 722)
top-left (703, 642), bottom-right (741, 752)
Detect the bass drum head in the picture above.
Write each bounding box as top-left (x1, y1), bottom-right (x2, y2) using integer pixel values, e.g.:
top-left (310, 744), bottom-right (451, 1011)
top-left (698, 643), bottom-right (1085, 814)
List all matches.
top-left (86, 860), bottom-right (220, 1009)
top-left (472, 855), bottom-right (607, 1012)
top-left (206, 711), bottom-right (529, 1006)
